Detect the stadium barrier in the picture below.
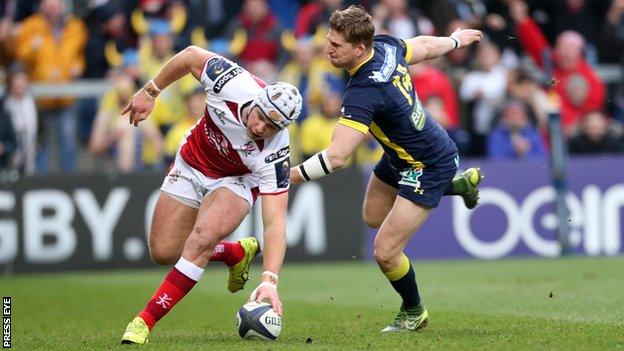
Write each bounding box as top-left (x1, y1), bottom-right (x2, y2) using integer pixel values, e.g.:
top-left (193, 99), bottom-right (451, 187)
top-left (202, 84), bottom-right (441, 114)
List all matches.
top-left (0, 167), bottom-right (365, 274)
top-left (365, 156), bottom-right (624, 260)
top-left (1, 156), bottom-right (623, 273)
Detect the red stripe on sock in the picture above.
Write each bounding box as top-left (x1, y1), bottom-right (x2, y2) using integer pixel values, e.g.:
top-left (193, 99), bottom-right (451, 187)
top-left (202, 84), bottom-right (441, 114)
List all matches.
top-left (209, 241), bottom-right (245, 266)
top-left (138, 268), bottom-right (197, 330)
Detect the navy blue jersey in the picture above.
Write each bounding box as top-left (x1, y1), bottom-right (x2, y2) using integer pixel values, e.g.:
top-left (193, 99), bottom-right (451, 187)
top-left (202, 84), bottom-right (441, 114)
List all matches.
top-left (339, 35), bottom-right (457, 169)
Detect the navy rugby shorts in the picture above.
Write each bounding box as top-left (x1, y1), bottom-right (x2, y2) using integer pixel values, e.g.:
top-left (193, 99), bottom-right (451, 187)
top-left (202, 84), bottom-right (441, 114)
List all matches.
top-left (373, 153), bottom-right (458, 208)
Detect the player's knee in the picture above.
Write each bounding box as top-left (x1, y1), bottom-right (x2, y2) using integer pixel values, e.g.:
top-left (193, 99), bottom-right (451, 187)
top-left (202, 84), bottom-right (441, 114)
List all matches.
top-left (149, 246), bottom-right (178, 266)
top-left (373, 243), bottom-right (391, 267)
top-left (187, 225), bottom-right (218, 253)
top-left (362, 207), bottom-right (383, 228)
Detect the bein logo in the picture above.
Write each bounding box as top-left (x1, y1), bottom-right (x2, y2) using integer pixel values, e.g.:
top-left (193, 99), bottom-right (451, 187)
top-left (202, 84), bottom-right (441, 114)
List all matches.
top-left (453, 185), bottom-right (624, 259)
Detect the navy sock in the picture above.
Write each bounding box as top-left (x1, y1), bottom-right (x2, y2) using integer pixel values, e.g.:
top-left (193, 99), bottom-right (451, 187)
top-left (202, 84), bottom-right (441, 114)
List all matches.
top-left (384, 254), bottom-right (421, 309)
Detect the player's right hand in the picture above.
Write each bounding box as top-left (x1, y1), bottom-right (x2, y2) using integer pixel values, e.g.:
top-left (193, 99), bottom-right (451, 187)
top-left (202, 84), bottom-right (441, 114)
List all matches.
top-left (450, 28), bottom-right (483, 48)
top-left (250, 283), bottom-right (283, 316)
top-left (122, 89), bottom-right (155, 127)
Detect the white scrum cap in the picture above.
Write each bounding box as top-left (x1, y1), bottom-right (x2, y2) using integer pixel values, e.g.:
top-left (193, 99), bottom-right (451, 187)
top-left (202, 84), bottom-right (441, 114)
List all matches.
top-left (253, 82), bottom-right (303, 129)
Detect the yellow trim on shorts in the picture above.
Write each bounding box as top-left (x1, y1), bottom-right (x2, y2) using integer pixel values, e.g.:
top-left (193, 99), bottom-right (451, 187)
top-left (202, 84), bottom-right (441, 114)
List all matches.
top-left (384, 253), bottom-right (410, 281)
top-left (338, 117), bottom-right (369, 134)
top-left (369, 122), bottom-right (424, 168)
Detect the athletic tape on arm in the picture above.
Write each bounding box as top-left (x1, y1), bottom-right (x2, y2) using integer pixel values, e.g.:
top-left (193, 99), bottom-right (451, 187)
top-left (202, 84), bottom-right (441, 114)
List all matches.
top-left (297, 149), bottom-right (334, 181)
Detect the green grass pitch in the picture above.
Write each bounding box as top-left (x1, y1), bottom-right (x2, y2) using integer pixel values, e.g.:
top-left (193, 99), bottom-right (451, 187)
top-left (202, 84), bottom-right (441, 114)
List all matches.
top-left (2, 257), bottom-right (623, 350)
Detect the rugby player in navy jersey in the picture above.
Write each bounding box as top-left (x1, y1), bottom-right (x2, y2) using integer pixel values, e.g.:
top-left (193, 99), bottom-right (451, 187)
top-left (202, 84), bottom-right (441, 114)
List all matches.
top-left (290, 5), bottom-right (484, 332)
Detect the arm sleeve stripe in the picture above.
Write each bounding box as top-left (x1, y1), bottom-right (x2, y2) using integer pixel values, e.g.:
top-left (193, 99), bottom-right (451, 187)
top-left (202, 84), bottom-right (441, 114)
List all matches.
top-left (317, 153), bottom-right (329, 174)
top-left (338, 117), bottom-right (370, 134)
top-left (298, 164), bottom-right (311, 181)
top-left (404, 40), bottom-right (413, 63)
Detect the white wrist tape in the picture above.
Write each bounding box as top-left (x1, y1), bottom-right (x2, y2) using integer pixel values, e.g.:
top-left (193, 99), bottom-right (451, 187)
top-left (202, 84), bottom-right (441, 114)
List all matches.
top-left (449, 35), bottom-right (460, 49)
top-left (297, 149), bottom-right (333, 181)
top-left (149, 79), bottom-right (162, 92)
top-left (261, 270), bottom-right (279, 285)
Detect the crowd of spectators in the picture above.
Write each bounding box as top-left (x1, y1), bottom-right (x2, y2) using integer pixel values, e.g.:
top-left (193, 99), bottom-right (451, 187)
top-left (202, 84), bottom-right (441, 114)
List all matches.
top-left (1, 0), bottom-right (624, 175)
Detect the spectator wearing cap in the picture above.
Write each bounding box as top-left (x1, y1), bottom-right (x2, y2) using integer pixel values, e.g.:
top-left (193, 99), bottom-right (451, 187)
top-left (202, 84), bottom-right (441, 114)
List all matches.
top-left (487, 101), bottom-right (546, 160)
top-left (509, 0), bottom-right (605, 134)
top-left (139, 19), bottom-right (196, 135)
top-left (131, 0), bottom-right (190, 49)
top-left (568, 111), bottom-right (624, 155)
top-left (84, 3), bottom-right (129, 79)
top-left (14, 0), bottom-right (87, 172)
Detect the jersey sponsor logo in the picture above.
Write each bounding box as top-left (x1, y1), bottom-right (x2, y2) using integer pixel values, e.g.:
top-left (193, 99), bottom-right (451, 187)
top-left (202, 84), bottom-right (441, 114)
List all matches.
top-left (214, 67), bottom-right (243, 93)
top-left (274, 157), bottom-right (290, 188)
top-left (369, 43), bottom-right (397, 82)
top-left (264, 146), bottom-right (290, 163)
top-left (205, 57), bottom-right (233, 80)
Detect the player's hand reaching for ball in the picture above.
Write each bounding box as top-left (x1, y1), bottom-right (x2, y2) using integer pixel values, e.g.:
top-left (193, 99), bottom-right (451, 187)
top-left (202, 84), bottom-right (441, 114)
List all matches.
top-left (122, 88), bottom-right (156, 127)
top-left (250, 282), bottom-right (283, 316)
top-left (450, 28), bottom-right (484, 49)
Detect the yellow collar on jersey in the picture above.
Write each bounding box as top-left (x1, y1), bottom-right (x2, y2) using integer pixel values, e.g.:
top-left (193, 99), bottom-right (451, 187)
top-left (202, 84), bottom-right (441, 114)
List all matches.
top-left (348, 48), bottom-right (375, 76)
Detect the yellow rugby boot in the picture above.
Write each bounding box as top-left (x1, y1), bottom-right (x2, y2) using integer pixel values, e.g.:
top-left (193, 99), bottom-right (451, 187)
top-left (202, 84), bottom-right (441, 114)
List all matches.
top-left (381, 304), bottom-right (429, 332)
top-left (454, 167), bottom-right (484, 209)
top-left (121, 316), bottom-right (149, 344)
top-left (228, 237), bottom-right (261, 293)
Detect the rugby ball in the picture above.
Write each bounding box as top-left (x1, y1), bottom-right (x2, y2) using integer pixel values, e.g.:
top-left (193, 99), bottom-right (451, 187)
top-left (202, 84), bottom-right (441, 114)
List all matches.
top-left (236, 301), bottom-right (282, 340)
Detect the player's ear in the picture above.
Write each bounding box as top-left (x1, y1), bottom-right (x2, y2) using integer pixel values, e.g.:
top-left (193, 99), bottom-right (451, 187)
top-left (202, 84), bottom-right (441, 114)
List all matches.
top-left (357, 43), bottom-right (366, 56)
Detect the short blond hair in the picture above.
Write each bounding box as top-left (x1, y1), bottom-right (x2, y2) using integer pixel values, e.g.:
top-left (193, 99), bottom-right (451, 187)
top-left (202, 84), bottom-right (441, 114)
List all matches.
top-left (329, 5), bottom-right (374, 49)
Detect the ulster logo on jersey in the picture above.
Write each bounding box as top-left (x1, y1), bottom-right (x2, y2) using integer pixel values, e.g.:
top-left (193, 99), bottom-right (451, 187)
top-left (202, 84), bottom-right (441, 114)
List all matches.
top-left (242, 141), bottom-right (256, 156)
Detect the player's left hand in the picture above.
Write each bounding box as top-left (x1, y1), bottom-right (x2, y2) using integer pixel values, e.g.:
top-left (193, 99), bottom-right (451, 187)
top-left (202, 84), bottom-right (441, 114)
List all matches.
top-left (250, 283), bottom-right (283, 316)
top-left (451, 28), bottom-right (484, 48)
top-left (122, 89), bottom-right (155, 127)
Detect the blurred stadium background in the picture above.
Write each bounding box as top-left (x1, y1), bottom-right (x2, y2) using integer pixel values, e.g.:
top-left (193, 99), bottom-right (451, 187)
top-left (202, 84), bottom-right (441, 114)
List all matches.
top-left (0, 0), bottom-right (623, 349)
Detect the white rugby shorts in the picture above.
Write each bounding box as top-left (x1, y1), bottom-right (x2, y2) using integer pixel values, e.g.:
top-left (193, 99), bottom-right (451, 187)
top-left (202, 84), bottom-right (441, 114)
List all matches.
top-left (160, 153), bottom-right (258, 209)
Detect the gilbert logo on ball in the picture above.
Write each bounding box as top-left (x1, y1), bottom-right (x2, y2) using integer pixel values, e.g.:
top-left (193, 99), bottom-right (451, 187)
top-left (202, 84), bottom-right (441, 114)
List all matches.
top-left (236, 301), bottom-right (282, 340)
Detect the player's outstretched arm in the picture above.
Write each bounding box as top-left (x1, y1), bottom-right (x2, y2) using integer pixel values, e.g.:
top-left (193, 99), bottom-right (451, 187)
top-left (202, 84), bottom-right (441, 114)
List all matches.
top-left (290, 124), bottom-right (367, 184)
top-left (122, 45), bottom-right (216, 126)
top-left (253, 192), bottom-right (288, 315)
top-left (405, 29), bottom-right (483, 65)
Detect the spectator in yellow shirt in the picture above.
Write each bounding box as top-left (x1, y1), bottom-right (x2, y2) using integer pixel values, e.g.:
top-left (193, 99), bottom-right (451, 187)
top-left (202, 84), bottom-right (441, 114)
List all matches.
top-left (299, 90), bottom-right (343, 159)
top-left (164, 87), bottom-right (205, 164)
top-left (14, 0), bottom-right (87, 172)
top-left (139, 19), bottom-right (196, 134)
top-left (89, 74), bottom-right (163, 173)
